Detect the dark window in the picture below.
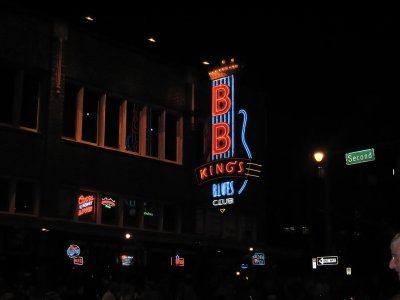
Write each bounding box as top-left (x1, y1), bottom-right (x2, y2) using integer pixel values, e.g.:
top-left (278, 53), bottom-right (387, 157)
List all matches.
top-left (222, 215), bottom-right (237, 239)
top-left (20, 74), bottom-right (40, 129)
top-left (146, 108), bottom-right (159, 157)
top-left (101, 194), bottom-right (119, 225)
top-left (104, 96), bottom-right (121, 149)
top-left (163, 204), bottom-right (176, 232)
top-left (125, 102), bottom-right (143, 153)
top-left (57, 187), bottom-right (75, 219)
top-left (0, 67), bottom-right (16, 124)
top-left (181, 205), bottom-right (196, 234)
top-left (82, 89), bottom-right (99, 143)
top-left (14, 180), bottom-right (35, 214)
top-left (0, 177), bottom-right (10, 211)
top-left (62, 82), bottom-right (79, 138)
top-left (123, 198), bottom-right (142, 228)
top-left (165, 113), bottom-right (177, 161)
top-left (204, 211), bottom-right (221, 237)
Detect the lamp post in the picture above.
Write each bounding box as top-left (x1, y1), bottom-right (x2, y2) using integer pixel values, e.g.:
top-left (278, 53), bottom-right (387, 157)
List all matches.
top-left (313, 150), bottom-right (332, 254)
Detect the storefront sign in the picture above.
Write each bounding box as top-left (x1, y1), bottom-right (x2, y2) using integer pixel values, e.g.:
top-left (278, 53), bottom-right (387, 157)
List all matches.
top-left (77, 194), bottom-right (95, 216)
top-left (195, 59), bottom-right (262, 212)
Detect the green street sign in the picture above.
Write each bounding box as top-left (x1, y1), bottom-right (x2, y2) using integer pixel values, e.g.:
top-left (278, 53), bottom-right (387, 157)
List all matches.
top-left (345, 148), bottom-right (375, 165)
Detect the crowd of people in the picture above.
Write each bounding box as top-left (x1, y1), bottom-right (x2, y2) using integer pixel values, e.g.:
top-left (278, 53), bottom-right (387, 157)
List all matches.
top-left (2, 232), bottom-right (400, 299)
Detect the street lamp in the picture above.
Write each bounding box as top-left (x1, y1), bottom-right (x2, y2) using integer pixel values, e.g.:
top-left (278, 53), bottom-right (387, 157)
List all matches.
top-left (313, 150), bottom-right (332, 254)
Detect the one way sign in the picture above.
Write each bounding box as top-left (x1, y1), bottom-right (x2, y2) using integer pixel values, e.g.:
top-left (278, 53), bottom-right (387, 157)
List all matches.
top-left (316, 256), bottom-right (338, 266)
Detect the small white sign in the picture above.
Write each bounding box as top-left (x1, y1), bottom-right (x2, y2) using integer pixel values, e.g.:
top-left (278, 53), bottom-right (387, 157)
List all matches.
top-left (316, 256), bottom-right (338, 266)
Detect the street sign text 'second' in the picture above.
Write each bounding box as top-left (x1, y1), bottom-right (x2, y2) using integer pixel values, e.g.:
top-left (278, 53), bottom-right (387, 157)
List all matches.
top-left (345, 148), bottom-right (375, 165)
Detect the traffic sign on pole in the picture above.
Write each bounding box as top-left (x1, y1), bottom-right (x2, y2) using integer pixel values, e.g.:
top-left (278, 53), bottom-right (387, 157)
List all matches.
top-left (345, 148), bottom-right (375, 165)
top-left (316, 256), bottom-right (339, 266)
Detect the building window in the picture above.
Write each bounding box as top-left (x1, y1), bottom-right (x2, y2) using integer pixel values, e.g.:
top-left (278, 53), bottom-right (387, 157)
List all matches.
top-left (123, 198), bottom-right (143, 228)
top-left (0, 65), bottom-right (15, 124)
top-left (143, 200), bottom-right (159, 230)
top-left (62, 82), bottom-right (183, 164)
top-left (165, 113), bottom-right (178, 161)
top-left (0, 177), bottom-right (38, 215)
top-left (0, 177), bottom-right (11, 211)
top-left (181, 205), bottom-right (196, 234)
top-left (146, 108), bottom-right (160, 158)
top-left (20, 73), bottom-right (40, 129)
top-left (162, 203), bottom-right (177, 232)
top-left (76, 190), bottom-right (97, 223)
top-left (104, 96), bottom-right (121, 149)
top-left (0, 64), bottom-right (41, 131)
top-left (101, 194), bottom-right (119, 225)
top-left (62, 82), bottom-right (79, 138)
top-left (58, 186), bottom-right (76, 219)
top-left (14, 180), bottom-right (37, 214)
top-left (82, 89), bottom-right (100, 143)
top-left (204, 210), bottom-right (221, 237)
top-left (222, 215), bottom-right (237, 239)
top-left (125, 102), bottom-right (144, 153)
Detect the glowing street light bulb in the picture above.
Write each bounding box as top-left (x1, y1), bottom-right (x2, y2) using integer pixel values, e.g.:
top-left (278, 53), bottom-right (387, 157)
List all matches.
top-left (314, 151), bottom-right (324, 163)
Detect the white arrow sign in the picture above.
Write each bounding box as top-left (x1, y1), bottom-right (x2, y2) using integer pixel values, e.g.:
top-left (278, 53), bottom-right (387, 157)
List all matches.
top-left (316, 256), bottom-right (338, 266)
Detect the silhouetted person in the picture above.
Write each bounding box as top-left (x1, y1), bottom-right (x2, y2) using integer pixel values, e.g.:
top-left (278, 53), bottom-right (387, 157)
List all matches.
top-left (389, 232), bottom-right (400, 299)
top-left (101, 282), bottom-right (120, 300)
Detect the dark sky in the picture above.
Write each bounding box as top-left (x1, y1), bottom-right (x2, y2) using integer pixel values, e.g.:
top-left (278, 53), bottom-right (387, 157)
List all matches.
top-left (61, 8), bottom-right (399, 150)
top-left (5, 3), bottom-right (399, 176)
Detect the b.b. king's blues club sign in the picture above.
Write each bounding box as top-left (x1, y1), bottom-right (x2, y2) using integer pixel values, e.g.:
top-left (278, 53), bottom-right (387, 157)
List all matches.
top-left (195, 59), bottom-right (262, 213)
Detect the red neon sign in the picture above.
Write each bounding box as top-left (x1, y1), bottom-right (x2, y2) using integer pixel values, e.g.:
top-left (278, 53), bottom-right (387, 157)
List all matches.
top-left (175, 255), bottom-right (184, 267)
top-left (73, 256), bottom-right (84, 265)
top-left (212, 84), bottom-right (232, 156)
top-left (212, 122), bottom-right (231, 155)
top-left (195, 158), bottom-right (249, 184)
top-left (212, 84), bottom-right (231, 116)
top-left (77, 194), bottom-right (95, 216)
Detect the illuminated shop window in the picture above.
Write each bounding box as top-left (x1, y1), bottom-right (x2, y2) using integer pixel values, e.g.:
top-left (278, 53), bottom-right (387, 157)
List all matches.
top-left (123, 198), bottom-right (143, 228)
top-left (14, 180), bottom-right (37, 214)
top-left (143, 200), bottom-right (159, 230)
top-left (82, 89), bottom-right (100, 143)
top-left (0, 177), bottom-right (10, 211)
top-left (162, 204), bottom-right (177, 232)
top-left (76, 191), bottom-right (96, 223)
top-left (125, 102), bottom-right (144, 153)
top-left (0, 64), bottom-right (41, 131)
top-left (101, 195), bottom-right (119, 225)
